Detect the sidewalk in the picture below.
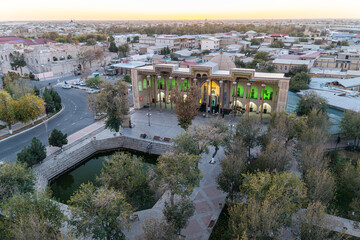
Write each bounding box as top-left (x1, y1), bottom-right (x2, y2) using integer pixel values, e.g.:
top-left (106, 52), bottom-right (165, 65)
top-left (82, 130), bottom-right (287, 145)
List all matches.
top-left (0, 115), bottom-right (47, 140)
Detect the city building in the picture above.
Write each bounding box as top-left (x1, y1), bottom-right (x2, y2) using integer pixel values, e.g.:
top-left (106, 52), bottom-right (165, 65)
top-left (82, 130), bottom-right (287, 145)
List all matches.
top-left (201, 37), bottom-right (220, 51)
top-left (131, 52), bottom-right (290, 116)
top-left (273, 59), bottom-right (311, 73)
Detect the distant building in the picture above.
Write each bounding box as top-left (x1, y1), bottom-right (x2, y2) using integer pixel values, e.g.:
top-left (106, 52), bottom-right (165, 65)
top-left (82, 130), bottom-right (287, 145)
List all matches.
top-left (201, 37), bottom-right (220, 51)
top-left (273, 59), bottom-right (311, 73)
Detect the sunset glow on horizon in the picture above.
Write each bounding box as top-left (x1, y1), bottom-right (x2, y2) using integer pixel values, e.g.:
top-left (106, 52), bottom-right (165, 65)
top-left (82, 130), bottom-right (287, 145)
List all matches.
top-left (2, 0), bottom-right (360, 21)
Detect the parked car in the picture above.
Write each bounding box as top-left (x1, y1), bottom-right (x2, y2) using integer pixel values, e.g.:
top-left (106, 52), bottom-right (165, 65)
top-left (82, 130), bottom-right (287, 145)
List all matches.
top-left (86, 89), bottom-right (99, 94)
top-left (62, 84), bottom-right (71, 89)
top-left (73, 81), bottom-right (80, 85)
top-left (79, 81), bottom-right (86, 86)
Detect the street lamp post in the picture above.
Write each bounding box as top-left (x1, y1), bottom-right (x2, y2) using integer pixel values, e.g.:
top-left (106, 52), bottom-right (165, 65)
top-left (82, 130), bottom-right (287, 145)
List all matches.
top-left (246, 82), bottom-right (252, 120)
top-left (260, 83), bottom-right (266, 121)
top-left (232, 81), bottom-right (237, 120)
top-left (146, 113), bottom-right (151, 126)
top-left (158, 76), bottom-right (162, 112)
top-left (147, 75), bottom-right (151, 110)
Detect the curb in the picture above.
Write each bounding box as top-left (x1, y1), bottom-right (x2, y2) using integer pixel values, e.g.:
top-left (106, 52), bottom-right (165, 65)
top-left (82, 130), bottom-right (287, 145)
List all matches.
top-left (0, 103), bottom-right (65, 143)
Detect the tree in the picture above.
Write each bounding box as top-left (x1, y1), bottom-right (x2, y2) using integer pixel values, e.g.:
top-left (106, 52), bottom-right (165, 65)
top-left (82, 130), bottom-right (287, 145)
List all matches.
top-left (340, 111), bottom-right (360, 149)
top-left (86, 77), bottom-right (103, 89)
top-left (217, 138), bottom-right (247, 201)
top-left (68, 183), bottom-right (132, 240)
top-left (235, 59), bottom-right (246, 68)
top-left (289, 72), bottom-right (311, 92)
top-left (230, 171), bottom-right (307, 239)
top-left (9, 51), bottom-right (26, 75)
top-left (43, 87), bottom-right (62, 114)
top-left (142, 217), bottom-right (177, 240)
top-left (270, 40), bottom-right (285, 48)
top-left (235, 116), bottom-right (262, 159)
top-left (171, 86), bottom-right (200, 130)
top-left (123, 74), bottom-right (131, 83)
top-left (157, 153), bottom-right (202, 206)
top-left (15, 94), bottom-right (45, 123)
top-left (17, 137), bottom-right (46, 167)
top-left (1, 192), bottom-right (64, 240)
top-left (2, 72), bottom-right (32, 99)
top-left (171, 131), bottom-right (202, 155)
top-left (88, 80), bottom-right (129, 133)
top-left (256, 140), bottom-right (292, 172)
top-left (288, 64), bottom-right (308, 77)
top-left (304, 168), bottom-right (335, 205)
top-left (254, 51), bottom-right (269, 61)
top-left (250, 38), bottom-right (261, 45)
top-left (193, 119), bottom-right (230, 159)
top-left (170, 52), bottom-right (178, 61)
top-left (296, 92), bottom-right (328, 116)
top-left (98, 152), bottom-right (153, 210)
top-left (0, 162), bottom-right (34, 202)
top-left (163, 197), bottom-right (195, 235)
top-left (0, 90), bottom-right (16, 133)
top-left (49, 128), bottom-right (68, 149)
top-left (314, 39), bottom-right (323, 45)
top-left (109, 41), bottom-right (118, 53)
top-left (293, 201), bottom-right (342, 240)
top-left (118, 43), bottom-right (130, 57)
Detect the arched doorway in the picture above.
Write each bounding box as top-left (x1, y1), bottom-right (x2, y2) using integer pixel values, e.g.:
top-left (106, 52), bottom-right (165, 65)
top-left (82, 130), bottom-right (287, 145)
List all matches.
top-left (261, 86), bottom-right (274, 100)
top-left (249, 102), bottom-right (257, 112)
top-left (200, 81), bottom-right (220, 112)
top-left (157, 92), bottom-right (165, 102)
top-left (262, 103), bottom-right (272, 114)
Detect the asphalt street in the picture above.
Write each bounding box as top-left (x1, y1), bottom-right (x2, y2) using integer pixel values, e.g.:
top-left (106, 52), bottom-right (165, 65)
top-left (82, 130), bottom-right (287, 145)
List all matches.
top-left (0, 85), bottom-right (95, 162)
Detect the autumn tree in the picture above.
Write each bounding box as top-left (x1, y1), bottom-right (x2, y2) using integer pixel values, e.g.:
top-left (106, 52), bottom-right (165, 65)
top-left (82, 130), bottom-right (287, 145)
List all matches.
top-left (68, 183), bottom-right (132, 240)
top-left (17, 137), bottom-right (47, 167)
top-left (2, 72), bottom-right (32, 99)
top-left (193, 119), bottom-right (230, 160)
top-left (9, 51), bottom-right (26, 75)
top-left (256, 140), bottom-right (292, 172)
top-left (171, 86), bottom-right (200, 130)
top-left (0, 162), bottom-right (34, 203)
top-left (98, 152), bottom-right (154, 210)
top-left (1, 192), bottom-right (64, 240)
top-left (292, 201), bottom-right (342, 240)
top-left (142, 217), bottom-right (177, 240)
top-left (303, 168), bottom-right (335, 205)
top-left (86, 76), bottom-right (104, 89)
top-left (49, 128), bottom-right (68, 149)
top-left (88, 80), bottom-right (129, 133)
top-left (0, 90), bottom-right (16, 134)
top-left (157, 153), bottom-right (202, 206)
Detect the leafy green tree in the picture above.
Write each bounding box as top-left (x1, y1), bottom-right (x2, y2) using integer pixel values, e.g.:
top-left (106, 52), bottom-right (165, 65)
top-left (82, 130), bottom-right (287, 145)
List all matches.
top-left (250, 38), bottom-right (261, 45)
top-left (0, 162), bottom-right (34, 202)
top-left (304, 168), bottom-right (335, 205)
top-left (340, 111), bottom-right (360, 149)
top-left (49, 88), bottom-right (62, 112)
top-left (269, 40), bottom-right (285, 48)
top-left (68, 183), bottom-right (132, 240)
top-left (123, 74), bottom-right (131, 83)
top-left (163, 197), bottom-right (195, 235)
top-left (170, 52), bottom-right (178, 61)
top-left (235, 116), bottom-right (262, 159)
top-left (9, 51), bottom-right (26, 75)
top-left (118, 43), bottom-right (130, 57)
top-left (172, 131), bottom-right (202, 155)
top-left (86, 77), bottom-right (104, 89)
top-left (49, 128), bottom-right (68, 149)
top-left (217, 138), bottom-right (247, 201)
top-left (109, 41), bottom-right (118, 53)
top-left (33, 86), bottom-right (40, 96)
top-left (256, 140), bottom-right (292, 172)
top-left (287, 64), bottom-right (308, 77)
top-left (88, 80), bottom-right (129, 133)
top-left (98, 152), bottom-right (153, 210)
top-left (17, 137), bottom-right (46, 167)
top-left (235, 59), bottom-right (246, 68)
top-left (157, 153), bottom-right (202, 206)
top-left (296, 92), bottom-right (328, 116)
top-left (289, 72), bottom-right (311, 92)
top-left (254, 51), bottom-right (269, 61)
top-left (230, 171), bottom-right (307, 239)
top-left (1, 192), bottom-right (64, 240)
top-left (314, 39), bottom-right (323, 45)
top-left (42, 87), bottom-right (62, 114)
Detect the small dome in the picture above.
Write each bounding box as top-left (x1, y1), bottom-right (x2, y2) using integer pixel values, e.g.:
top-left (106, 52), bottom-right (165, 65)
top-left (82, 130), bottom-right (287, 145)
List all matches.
top-left (210, 52), bottom-right (236, 71)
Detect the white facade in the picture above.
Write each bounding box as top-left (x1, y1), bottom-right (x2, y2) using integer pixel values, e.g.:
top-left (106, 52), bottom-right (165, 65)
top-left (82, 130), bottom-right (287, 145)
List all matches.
top-left (155, 35), bottom-right (180, 49)
top-left (201, 38), bottom-right (220, 51)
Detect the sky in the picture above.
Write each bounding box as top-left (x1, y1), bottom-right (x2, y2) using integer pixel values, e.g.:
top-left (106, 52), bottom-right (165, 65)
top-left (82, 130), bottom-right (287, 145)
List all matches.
top-left (1, 0), bottom-right (360, 21)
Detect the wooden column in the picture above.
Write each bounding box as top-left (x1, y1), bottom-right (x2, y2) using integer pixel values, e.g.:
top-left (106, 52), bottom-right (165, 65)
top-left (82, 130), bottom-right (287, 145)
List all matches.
top-left (169, 77), bottom-right (173, 111)
top-left (219, 80), bottom-right (223, 117)
top-left (205, 79), bottom-right (209, 117)
top-left (147, 75), bottom-right (151, 110)
top-left (164, 76), bottom-right (168, 109)
top-left (158, 75), bottom-right (162, 112)
top-left (260, 83), bottom-right (266, 121)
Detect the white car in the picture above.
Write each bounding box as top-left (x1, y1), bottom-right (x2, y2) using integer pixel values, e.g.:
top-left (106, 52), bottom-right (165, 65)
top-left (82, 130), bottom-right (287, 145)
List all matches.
top-left (62, 84), bottom-right (71, 89)
top-left (79, 81), bottom-right (86, 86)
top-left (73, 81), bottom-right (80, 85)
top-left (86, 89), bottom-right (99, 94)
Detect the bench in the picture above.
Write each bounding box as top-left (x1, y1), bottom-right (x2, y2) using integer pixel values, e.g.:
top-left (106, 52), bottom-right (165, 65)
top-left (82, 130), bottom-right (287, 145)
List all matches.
top-left (163, 137), bottom-right (171, 142)
top-left (153, 136), bottom-right (161, 141)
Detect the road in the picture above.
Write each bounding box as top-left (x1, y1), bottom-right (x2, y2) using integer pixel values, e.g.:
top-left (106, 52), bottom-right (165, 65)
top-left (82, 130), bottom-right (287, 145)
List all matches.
top-left (0, 85), bottom-right (95, 162)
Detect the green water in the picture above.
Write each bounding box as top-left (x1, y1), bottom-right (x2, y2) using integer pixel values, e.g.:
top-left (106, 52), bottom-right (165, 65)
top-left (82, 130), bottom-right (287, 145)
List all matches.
top-left (50, 149), bottom-right (158, 207)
